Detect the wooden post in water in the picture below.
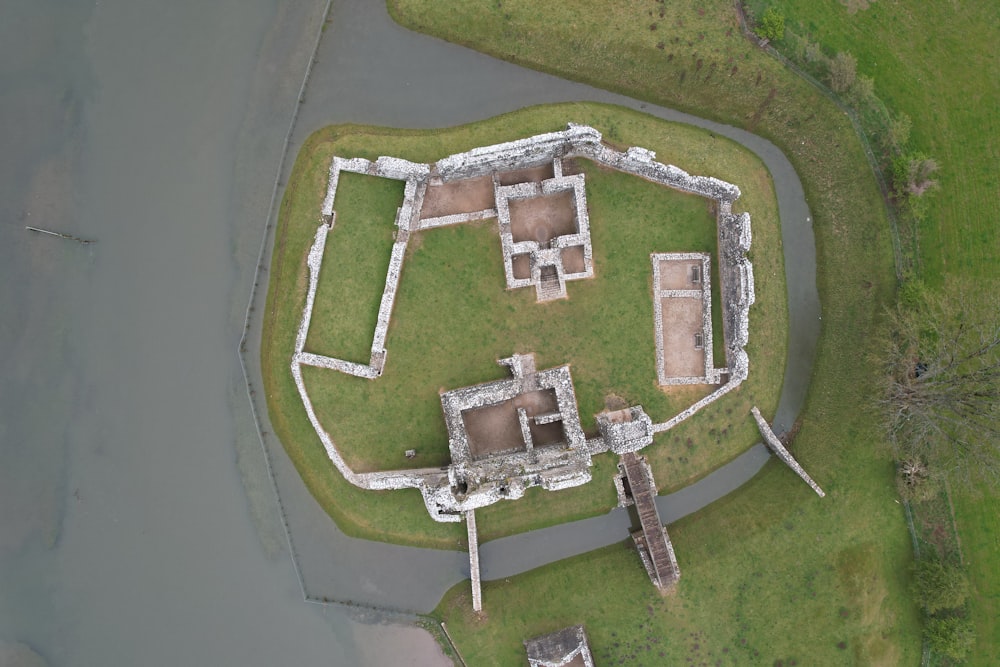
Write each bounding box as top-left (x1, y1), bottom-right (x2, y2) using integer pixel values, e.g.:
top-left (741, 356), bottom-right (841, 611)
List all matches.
top-left (26, 226), bottom-right (94, 244)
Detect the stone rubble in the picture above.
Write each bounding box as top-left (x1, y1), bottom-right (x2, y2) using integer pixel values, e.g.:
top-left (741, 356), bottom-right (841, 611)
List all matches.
top-left (524, 625), bottom-right (596, 667)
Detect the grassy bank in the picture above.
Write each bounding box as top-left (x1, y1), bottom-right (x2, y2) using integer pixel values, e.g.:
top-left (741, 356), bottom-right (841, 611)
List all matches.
top-left (746, 1), bottom-right (1000, 661)
top-left (437, 455), bottom-right (915, 665)
top-left (748, 0), bottom-right (999, 281)
top-left (262, 102), bottom-right (786, 548)
top-left (388, 0), bottom-right (922, 662)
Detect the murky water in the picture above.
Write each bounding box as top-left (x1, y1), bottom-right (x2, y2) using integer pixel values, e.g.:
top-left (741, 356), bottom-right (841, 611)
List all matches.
top-left (0, 0), bottom-right (446, 664)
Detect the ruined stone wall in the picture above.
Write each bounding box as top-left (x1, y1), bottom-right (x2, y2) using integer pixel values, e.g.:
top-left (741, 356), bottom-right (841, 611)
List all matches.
top-left (564, 128), bottom-right (755, 388)
top-left (651, 253), bottom-right (720, 386)
top-left (751, 406), bottom-right (825, 497)
top-left (290, 358), bottom-right (448, 493)
top-left (294, 223), bottom-right (329, 355)
top-left (433, 124), bottom-right (602, 182)
top-left (322, 155), bottom-right (430, 216)
top-left (717, 207), bottom-right (755, 383)
top-left (569, 138), bottom-right (742, 203)
top-left (494, 171), bottom-right (593, 300)
top-left (466, 510), bottom-right (482, 612)
top-left (651, 379), bottom-right (743, 434)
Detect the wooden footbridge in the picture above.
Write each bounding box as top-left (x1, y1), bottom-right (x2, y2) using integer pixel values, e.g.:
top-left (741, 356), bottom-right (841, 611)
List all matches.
top-left (621, 452), bottom-right (680, 591)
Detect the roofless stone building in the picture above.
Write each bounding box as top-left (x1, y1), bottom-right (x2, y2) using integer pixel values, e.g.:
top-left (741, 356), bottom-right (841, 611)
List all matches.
top-left (290, 124), bottom-right (759, 610)
top-left (437, 354), bottom-right (591, 514)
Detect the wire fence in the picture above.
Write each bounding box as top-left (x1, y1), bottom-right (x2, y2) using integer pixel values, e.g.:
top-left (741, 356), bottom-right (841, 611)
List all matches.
top-left (732, 7), bottom-right (967, 663)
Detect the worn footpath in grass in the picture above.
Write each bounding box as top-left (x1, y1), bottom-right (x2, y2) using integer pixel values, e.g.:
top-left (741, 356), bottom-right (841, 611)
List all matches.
top-left (262, 102), bottom-right (785, 548)
top-left (389, 0), bottom-right (921, 661)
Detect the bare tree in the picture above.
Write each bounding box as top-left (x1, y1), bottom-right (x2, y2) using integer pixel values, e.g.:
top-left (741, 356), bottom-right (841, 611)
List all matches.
top-left (877, 279), bottom-right (1000, 485)
top-left (828, 51), bottom-right (857, 93)
top-left (902, 156), bottom-right (939, 196)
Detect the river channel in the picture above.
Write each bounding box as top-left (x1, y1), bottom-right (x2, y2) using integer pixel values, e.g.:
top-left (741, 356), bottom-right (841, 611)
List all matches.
top-left (0, 1), bottom-right (817, 665)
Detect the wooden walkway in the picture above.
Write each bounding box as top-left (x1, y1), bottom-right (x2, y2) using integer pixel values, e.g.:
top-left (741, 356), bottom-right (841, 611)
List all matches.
top-left (621, 452), bottom-right (679, 590)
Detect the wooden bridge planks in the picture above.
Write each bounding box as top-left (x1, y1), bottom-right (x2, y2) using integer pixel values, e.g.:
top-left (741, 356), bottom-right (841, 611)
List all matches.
top-left (621, 452), bottom-right (678, 588)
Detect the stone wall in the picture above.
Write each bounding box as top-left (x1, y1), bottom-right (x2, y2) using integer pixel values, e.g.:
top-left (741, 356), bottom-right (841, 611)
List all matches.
top-left (466, 510), bottom-right (482, 612)
top-left (567, 131), bottom-right (755, 393)
top-left (651, 253), bottom-right (720, 386)
top-left (433, 124), bottom-right (602, 182)
top-left (524, 625), bottom-right (596, 667)
top-left (494, 170), bottom-right (593, 301)
top-left (751, 406), bottom-right (825, 497)
top-left (291, 124), bottom-right (758, 522)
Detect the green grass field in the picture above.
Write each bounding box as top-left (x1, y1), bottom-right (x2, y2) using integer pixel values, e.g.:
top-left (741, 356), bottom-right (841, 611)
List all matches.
top-left (389, 0), bottom-right (924, 663)
top-left (438, 457), bottom-right (915, 665)
top-left (749, 0), bottom-right (999, 282)
top-left (747, 1), bottom-right (1000, 661)
top-left (263, 102), bottom-right (786, 547)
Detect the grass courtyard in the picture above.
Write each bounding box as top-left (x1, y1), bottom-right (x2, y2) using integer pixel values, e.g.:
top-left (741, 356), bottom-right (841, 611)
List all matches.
top-left (262, 102), bottom-right (786, 548)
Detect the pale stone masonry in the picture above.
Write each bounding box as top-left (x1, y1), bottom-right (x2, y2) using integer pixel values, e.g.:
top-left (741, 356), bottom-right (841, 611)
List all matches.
top-left (292, 124), bottom-right (758, 517)
top-left (597, 406), bottom-right (655, 455)
top-left (751, 406), bottom-right (825, 497)
top-left (427, 353), bottom-right (593, 521)
top-left (652, 252), bottom-right (721, 385)
top-left (495, 171), bottom-right (593, 301)
top-left (298, 123), bottom-right (753, 389)
top-left (289, 125), bottom-right (764, 610)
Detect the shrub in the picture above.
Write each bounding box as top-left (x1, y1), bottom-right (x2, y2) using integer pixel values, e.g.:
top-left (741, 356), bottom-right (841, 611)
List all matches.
top-left (755, 7), bottom-right (785, 42)
top-left (892, 153), bottom-right (939, 198)
top-left (846, 74), bottom-right (875, 109)
top-left (804, 39), bottom-right (825, 65)
top-left (887, 112), bottom-right (912, 151)
top-left (828, 51), bottom-right (857, 93)
top-left (924, 615), bottom-right (976, 661)
top-left (912, 557), bottom-right (970, 614)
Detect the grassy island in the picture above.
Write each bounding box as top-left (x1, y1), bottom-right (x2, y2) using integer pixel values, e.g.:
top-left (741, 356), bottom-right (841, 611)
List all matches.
top-left (262, 103), bottom-right (787, 548)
